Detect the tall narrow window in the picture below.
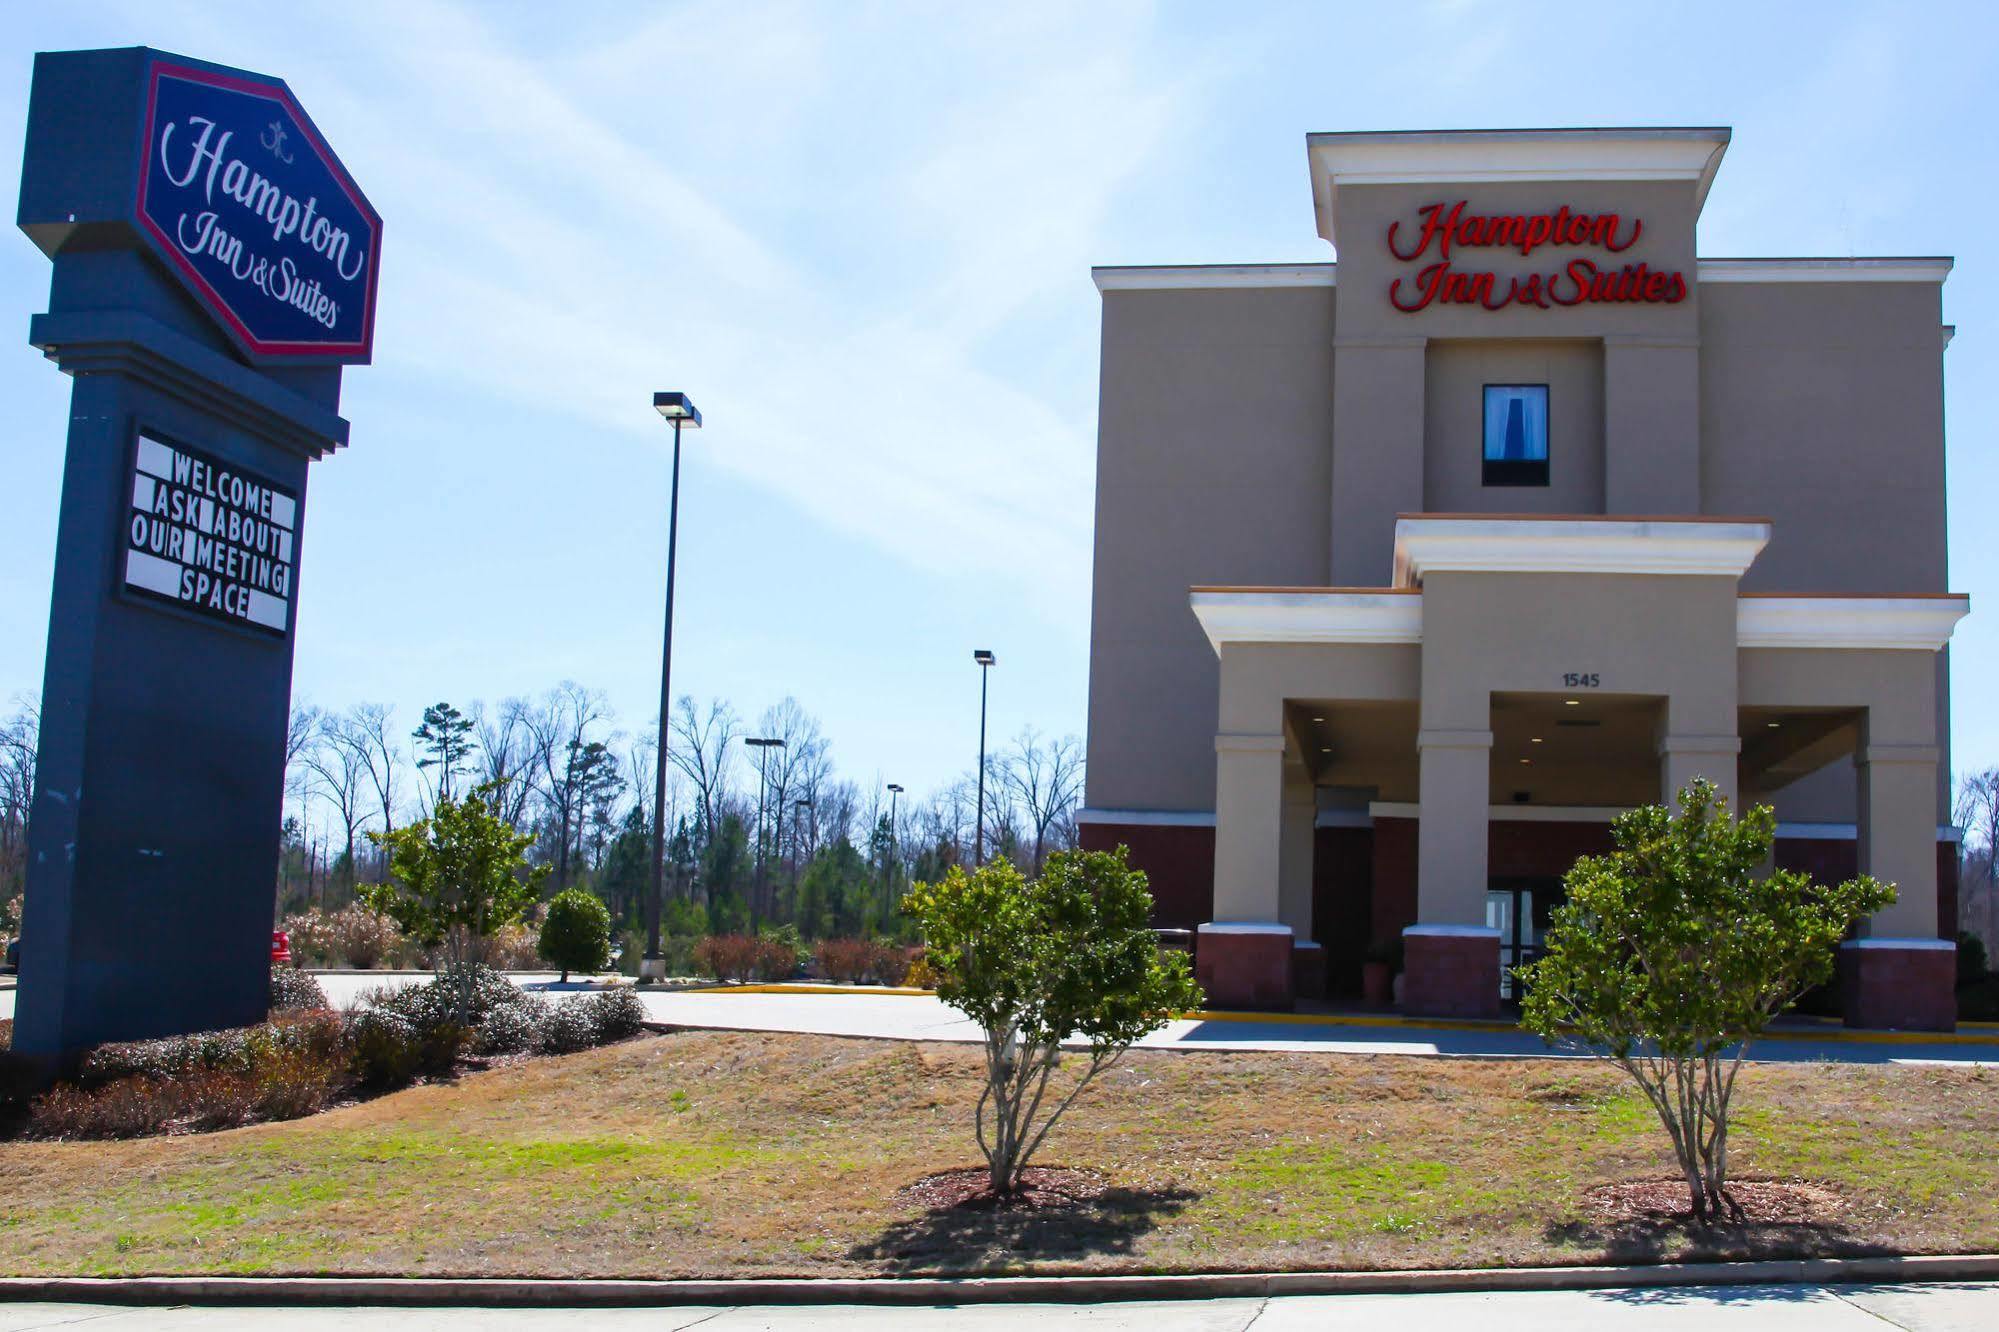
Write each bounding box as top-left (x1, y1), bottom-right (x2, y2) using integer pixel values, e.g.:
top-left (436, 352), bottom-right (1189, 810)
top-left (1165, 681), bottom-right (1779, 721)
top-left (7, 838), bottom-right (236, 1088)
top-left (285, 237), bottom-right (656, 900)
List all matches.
top-left (1483, 384), bottom-right (1549, 486)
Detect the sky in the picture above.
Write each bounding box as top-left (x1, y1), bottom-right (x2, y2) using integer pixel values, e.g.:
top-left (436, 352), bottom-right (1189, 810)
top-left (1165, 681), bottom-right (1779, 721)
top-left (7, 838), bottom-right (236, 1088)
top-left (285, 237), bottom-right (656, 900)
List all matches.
top-left (2, 0), bottom-right (1996, 809)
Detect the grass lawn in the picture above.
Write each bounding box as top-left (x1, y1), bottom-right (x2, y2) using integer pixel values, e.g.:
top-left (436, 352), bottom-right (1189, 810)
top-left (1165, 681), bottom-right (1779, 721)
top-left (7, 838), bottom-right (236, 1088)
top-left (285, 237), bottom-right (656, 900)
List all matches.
top-left (1, 1029), bottom-right (1995, 1278)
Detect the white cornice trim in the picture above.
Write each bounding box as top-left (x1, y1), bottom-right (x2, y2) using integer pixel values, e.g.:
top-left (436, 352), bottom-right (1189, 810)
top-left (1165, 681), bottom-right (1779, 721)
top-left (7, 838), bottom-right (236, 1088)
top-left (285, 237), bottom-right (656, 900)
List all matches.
top-left (1189, 590), bottom-right (1422, 654)
top-left (1736, 597), bottom-right (1968, 650)
top-left (1393, 517), bottom-right (1769, 585)
top-left (1699, 257), bottom-right (1953, 285)
top-left (1092, 263), bottom-right (1336, 291)
top-left (1075, 808), bottom-right (1215, 827)
top-left (1307, 128), bottom-right (1730, 247)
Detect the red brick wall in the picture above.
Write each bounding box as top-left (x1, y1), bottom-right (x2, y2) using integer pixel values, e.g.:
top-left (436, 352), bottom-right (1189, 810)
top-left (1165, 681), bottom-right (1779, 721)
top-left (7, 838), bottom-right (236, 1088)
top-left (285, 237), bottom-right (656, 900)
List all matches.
top-left (1489, 820), bottom-right (1617, 878)
top-left (1089, 817), bottom-right (1960, 945)
top-left (1371, 817), bottom-right (1419, 944)
top-left (1080, 821), bottom-right (1214, 930)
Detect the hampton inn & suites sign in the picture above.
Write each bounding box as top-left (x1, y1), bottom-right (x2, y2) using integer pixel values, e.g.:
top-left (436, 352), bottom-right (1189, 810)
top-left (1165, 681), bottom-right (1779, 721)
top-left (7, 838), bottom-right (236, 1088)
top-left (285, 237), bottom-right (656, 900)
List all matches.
top-left (1387, 200), bottom-right (1688, 312)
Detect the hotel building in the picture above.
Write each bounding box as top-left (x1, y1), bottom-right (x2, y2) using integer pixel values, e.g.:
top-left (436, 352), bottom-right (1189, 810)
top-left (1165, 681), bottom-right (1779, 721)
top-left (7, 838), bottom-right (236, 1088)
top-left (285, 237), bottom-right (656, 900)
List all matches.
top-left (1078, 128), bottom-right (1968, 1029)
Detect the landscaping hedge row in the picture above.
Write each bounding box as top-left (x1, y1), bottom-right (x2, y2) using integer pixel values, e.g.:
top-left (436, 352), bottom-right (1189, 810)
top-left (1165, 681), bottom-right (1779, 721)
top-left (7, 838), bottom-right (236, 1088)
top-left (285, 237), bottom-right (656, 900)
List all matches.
top-left (4, 967), bottom-right (649, 1141)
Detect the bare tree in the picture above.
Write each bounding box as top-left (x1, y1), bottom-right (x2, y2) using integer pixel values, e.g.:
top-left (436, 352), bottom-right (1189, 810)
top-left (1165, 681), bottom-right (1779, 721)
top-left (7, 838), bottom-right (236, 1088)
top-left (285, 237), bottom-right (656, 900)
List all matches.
top-left (0, 696), bottom-right (39, 905)
top-left (474, 697), bottom-right (543, 830)
top-left (285, 703), bottom-right (321, 807)
top-left (998, 728), bottom-right (1085, 872)
top-left (669, 695), bottom-right (738, 843)
top-left (349, 702), bottom-right (403, 880)
top-left (527, 682), bottom-right (616, 889)
top-left (303, 713), bottom-right (373, 896)
top-left (1956, 768), bottom-right (1999, 957)
top-left (755, 697), bottom-right (831, 889)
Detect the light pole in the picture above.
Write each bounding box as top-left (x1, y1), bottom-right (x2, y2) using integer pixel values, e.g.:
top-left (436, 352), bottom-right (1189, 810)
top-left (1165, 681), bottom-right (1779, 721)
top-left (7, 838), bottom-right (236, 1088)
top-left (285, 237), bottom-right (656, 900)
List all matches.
top-left (744, 736), bottom-right (785, 929)
top-left (972, 649), bottom-right (995, 865)
top-left (883, 782), bottom-right (904, 920)
top-left (643, 391), bottom-right (701, 982)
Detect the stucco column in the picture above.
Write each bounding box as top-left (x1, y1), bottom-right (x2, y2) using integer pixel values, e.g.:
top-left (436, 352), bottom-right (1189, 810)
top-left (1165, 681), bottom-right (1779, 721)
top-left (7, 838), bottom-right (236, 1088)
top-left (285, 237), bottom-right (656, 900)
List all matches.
top-left (1404, 727), bottom-right (1499, 1018)
top-left (1201, 731), bottom-right (1294, 1010)
top-left (1212, 732), bottom-right (1285, 921)
top-left (1415, 729), bottom-right (1490, 924)
top-left (1857, 742), bottom-right (1941, 938)
top-left (1658, 734), bottom-right (1741, 812)
top-left (1843, 731), bottom-right (1953, 1031)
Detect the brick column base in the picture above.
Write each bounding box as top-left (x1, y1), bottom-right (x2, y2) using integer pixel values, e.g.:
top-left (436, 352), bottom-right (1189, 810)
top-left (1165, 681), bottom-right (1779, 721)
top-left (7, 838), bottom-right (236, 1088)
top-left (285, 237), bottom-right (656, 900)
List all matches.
top-left (1402, 926), bottom-right (1502, 1019)
top-left (1839, 939), bottom-right (1956, 1032)
top-left (1291, 941), bottom-right (1327, 1002)
top-left (1195, 924), bottom-right (1294, 1011)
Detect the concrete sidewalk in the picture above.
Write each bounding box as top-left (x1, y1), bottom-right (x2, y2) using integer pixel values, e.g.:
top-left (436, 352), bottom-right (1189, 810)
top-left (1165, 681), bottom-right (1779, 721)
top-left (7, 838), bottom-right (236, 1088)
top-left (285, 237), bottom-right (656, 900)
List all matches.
top-left (2, 1283), bottom-right (1996, 1329)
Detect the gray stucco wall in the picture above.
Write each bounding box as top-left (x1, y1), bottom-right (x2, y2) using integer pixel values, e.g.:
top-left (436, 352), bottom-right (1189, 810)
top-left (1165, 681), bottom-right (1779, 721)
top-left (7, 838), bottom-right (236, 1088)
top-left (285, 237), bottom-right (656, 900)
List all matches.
top-left (1086, 205), bottom-right (1952, 823)
top-left (1085, 285), bottom-right (1336, 812)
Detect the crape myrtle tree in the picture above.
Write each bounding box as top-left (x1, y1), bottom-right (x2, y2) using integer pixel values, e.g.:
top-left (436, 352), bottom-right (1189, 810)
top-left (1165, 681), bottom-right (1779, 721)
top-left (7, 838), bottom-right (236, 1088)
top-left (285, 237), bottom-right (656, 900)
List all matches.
top-left (903, 846), bottom-right (1202, 1196)
top-left (1517, 778), bottom-right (1893, 1223)
top-left (362, 783), bottom-right (549, 1024)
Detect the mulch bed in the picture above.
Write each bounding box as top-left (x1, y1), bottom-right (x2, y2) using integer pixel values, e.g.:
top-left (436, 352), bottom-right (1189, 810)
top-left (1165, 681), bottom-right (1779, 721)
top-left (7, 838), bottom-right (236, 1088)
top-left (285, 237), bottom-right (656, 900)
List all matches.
top-left (1582, 1176), bottom-right (1846, 1225)
top-left (896, 1165), bottom-right (1110, 1213)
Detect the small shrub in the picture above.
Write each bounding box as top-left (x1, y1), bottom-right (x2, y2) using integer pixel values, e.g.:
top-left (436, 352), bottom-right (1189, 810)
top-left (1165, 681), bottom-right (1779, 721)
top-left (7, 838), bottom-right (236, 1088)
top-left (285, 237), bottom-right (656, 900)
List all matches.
top-left (586, 986), bottom-right (647, 1041)
top-left (538, 889), bottom-right (611, 980)
top-left (616, 927), bottom-right (645, 977)
top-left (754, 935), bottom-right (803, 982)
top-left (537, 997), bottom-right (600, 1055)
top-left (1959, 931), bottom-right (1989, 985)
top-left (29, 1077), bottom-right (188, 1139)
top-left (182, 1069), bottom-right (261, 1131)
top-left (483, 921), bottom-right (541, 971)
top-left (816, 937), bottom-right (873, 984)
top-left (903, 954), bottom-right (940, 990)
top-left (248, 1045), bottom-right (346, 1121)
top-left (345, 1009), bottom-right (424, 1089)
top-left (816, 938), bottom-right (908, 985)
top-left (472, 992), bottom-right (549, 1056)
top-left (270, 967), bottom-right (330, 1013)
top-left (284, 904), bottom-right (404, 969)
top-left (695, 933), bottom-right (761, 982)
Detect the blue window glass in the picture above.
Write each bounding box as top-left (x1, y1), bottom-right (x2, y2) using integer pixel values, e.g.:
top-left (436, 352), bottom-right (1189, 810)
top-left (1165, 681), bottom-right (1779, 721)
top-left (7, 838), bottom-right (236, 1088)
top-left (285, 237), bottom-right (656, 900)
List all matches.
top-left (1482, 385), bottom-right (1549, 486)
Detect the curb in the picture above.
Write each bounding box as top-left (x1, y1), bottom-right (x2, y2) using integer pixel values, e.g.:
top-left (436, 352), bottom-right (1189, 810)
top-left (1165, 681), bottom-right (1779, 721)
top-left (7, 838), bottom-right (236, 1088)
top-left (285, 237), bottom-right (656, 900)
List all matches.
top-left (1, 1254), bottom-right (1996, 1307)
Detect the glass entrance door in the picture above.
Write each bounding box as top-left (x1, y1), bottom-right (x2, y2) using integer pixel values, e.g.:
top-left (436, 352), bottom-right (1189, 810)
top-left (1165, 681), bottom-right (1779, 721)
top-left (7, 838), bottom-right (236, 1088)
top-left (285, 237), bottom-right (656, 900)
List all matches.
top-left (1486, 878), bottom-right (1560, 1000)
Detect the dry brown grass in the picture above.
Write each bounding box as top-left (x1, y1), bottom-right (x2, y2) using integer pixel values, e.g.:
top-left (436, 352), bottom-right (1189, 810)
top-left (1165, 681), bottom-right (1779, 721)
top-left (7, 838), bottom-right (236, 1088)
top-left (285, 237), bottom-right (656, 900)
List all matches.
top-left (0, 1029), bottom-right (1995, 1278)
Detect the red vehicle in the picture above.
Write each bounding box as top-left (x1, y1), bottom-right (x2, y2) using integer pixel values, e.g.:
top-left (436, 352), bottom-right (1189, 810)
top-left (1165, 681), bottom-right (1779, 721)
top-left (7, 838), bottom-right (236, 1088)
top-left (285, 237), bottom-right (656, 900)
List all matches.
top-left (271, 929), bottom-right (293, 967)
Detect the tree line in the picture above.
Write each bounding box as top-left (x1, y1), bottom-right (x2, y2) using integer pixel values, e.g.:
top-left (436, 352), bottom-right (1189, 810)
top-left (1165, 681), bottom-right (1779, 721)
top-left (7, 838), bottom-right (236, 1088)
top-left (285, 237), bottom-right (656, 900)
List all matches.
top-left (274, 683), bottom-right (1084, 946)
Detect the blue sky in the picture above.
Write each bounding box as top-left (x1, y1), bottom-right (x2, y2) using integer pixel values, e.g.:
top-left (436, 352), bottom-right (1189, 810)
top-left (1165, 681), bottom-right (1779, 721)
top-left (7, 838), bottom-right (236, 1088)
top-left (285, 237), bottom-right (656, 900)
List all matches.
top-left (3, 1), bottom-right (1995, 804)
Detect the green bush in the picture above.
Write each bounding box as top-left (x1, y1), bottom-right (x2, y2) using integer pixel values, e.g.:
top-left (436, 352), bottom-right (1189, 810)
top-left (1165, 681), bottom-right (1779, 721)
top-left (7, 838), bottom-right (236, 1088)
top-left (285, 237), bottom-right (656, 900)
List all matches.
top-left (1958, 931), bottom-right (1989, 985)
top-left (587, 987), bottom-right (647, 1040)
top-left (345, 1009), bottom-right (425, 1089)
top-left (270, 966), bottom-right (330, 1013)
top-left (472, 992), bottom-right (549, 1056)
top-left (533, 988), bottom-right (646, 1055)
top-left (537, 997), bottom-right (599, 1055)
top-left (538, 889), bottom-right (611, 981)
